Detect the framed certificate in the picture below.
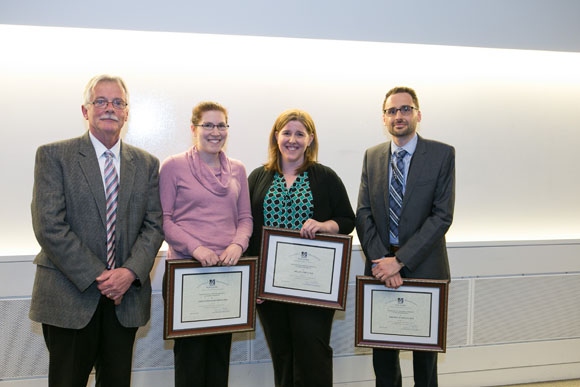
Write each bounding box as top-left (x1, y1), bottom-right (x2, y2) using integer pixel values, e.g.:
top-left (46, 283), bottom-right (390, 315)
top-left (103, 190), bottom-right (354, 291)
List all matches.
top-left (355, 276), bottom-right (449, 352)
top-left (164, 257), bottom-right (257, 339)
top-left (258, 226), bottom-right (352, 310)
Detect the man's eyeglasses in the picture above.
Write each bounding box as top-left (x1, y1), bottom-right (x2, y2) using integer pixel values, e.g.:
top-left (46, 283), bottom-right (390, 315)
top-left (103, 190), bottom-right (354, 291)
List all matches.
top-left (91, 98), bottom-right (128, 110)
top-left (194, 123), bottom-right (229, 131)
top-left (383, 105), bottom-right (417, 116)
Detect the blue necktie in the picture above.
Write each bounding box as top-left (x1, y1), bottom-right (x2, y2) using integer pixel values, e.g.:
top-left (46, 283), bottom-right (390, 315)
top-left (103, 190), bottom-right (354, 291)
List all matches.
top-left (389, 148), bottom-right (407, 242)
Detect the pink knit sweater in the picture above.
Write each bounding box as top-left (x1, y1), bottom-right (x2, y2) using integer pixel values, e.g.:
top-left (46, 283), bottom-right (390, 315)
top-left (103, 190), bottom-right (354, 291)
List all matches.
top-left (159, 147), bottom-right (253, 259)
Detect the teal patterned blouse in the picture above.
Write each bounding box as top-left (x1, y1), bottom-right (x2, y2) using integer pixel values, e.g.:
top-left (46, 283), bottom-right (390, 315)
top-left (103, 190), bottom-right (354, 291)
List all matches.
top-left (263, 172), bottom-right (314, 230)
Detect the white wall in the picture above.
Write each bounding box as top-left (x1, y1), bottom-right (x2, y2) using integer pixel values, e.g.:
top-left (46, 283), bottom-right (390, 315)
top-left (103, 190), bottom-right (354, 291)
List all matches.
top-left (1, 25), bottom-right (580, 255)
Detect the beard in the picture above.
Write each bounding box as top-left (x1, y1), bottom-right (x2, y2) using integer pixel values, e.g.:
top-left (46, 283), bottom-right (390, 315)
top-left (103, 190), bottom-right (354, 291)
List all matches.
top-left (387, 119), bottom-right (416, 138)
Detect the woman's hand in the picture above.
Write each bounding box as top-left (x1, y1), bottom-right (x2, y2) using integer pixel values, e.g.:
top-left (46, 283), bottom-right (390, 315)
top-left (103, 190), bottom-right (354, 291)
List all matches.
top-left (300, 219), bottom-right (339, 239)
top-left (219, 244), bottom-right (243, 266)
top-left (192, 246), bottom-right (220, 266)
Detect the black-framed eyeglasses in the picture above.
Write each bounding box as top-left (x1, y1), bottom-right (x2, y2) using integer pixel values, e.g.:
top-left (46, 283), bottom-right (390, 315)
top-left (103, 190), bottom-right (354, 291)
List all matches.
top-left (383, 105), bottom-right (417, 116)
top-left (194, 123), bottom-right (229, 131)
top-left (91, 98), bottom-right (128, 110)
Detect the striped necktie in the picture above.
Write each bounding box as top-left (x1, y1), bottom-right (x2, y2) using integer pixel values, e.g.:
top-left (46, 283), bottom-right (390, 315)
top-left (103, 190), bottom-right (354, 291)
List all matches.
top-left (104, 151), bottom-right (119, 269)
top-left (389, 148), bottom-right (407, 242)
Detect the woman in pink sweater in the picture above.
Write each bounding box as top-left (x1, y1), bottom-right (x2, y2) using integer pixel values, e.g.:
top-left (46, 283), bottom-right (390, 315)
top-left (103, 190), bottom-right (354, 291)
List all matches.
top-left (159, 101), bottom-right (252, 387)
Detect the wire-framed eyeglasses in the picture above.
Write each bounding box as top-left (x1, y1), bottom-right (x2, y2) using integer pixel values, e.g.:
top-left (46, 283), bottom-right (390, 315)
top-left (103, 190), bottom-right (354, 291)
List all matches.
top-left (383, 105), bottom-right (417, 116)
top-left (194, 123), bottom-right (230, 131)
top-left (90, 98), bottom-right (128, 110)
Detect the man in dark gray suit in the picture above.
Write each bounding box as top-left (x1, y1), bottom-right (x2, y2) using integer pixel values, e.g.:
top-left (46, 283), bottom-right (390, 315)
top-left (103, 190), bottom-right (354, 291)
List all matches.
top-left (29, 74), bottom-right (164, 387)
top-left (356, 86), bottom-right (455, 387)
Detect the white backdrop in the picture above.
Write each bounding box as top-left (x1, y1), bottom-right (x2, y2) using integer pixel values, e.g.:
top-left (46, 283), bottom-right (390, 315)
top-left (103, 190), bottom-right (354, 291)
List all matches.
top-left (1, 24), bottom-right (579, 255)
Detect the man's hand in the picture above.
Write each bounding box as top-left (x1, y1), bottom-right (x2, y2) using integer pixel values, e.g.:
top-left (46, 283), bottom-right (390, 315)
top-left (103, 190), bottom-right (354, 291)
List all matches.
top-left (97, 268), bottom-right (136, 305)
top-left (371, 257), bottom-right (404, 289)
top-left (384, 273), bottom-right (403, 289)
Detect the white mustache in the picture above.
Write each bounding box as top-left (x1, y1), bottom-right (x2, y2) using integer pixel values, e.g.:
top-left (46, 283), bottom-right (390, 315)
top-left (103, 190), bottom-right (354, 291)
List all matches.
top-left (100, 114), bottom-right (119, 121)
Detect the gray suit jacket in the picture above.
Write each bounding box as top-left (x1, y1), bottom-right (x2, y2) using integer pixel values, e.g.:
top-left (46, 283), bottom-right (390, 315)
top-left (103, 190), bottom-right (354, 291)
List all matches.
top-left (356, 135), bottom-right (455, 280)
top-left (29, 132), bottom-right (164, 329)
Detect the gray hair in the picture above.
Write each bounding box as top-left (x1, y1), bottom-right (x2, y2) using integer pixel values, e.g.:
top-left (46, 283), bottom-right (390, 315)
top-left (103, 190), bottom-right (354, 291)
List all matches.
top-left (83, 74), bottom-right (129, 106)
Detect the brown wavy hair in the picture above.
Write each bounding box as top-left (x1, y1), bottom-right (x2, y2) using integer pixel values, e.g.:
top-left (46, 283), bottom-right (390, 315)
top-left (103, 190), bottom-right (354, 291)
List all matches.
top-left (264, 109), bottom-right (319, 174)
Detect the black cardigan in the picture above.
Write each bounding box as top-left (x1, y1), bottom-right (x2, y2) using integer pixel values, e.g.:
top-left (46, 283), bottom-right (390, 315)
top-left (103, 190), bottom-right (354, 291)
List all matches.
top-left (246, 163), bottom-right (355, 256)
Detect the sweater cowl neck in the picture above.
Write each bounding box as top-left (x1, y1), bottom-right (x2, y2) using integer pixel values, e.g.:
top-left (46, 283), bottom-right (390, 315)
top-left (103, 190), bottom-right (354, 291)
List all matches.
top-left (187, 146), bottom-right (232, 196)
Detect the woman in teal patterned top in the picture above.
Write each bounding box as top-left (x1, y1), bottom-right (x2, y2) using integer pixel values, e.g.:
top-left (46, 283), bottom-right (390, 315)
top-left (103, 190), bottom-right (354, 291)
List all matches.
top-left (263, 170), bottom-right (314, 230)
top-left (247, 109), bottom-right (355, 386)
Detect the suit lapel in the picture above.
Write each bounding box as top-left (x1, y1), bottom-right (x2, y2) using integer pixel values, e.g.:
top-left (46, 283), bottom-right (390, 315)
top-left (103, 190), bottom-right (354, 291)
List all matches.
top-left (117, 142), bottom-right (136, 223)
top-left (77, 133), bottom-right (107, 226)
top-left (401, 135), bottom-right (426, 213)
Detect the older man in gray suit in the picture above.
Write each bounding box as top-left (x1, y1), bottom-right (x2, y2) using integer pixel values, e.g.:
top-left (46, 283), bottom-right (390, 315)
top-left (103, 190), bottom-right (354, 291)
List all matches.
top-left (29, 74), bottom-right (164, 387)
top-left (356, 86), bottom-right (455, 387)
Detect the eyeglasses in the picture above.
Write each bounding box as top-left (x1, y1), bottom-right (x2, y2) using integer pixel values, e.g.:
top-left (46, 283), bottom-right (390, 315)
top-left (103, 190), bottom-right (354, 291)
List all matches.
top-left (194, 123), bottom-right (229, 131)
top-left (91, 98), bottom-right (128, 110)
top-left (383, 105), bottom-right (417, 116)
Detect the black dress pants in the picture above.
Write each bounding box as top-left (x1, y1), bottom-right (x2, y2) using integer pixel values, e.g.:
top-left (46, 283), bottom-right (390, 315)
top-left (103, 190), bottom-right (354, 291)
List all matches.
top-left (173, 333), bottom-right (232, 387)
top-left (42, 296), bottom-right (138, 387)
top-left (258, 301), bottom-right (335, 387)
top-left (373, 348), bottom-right (438, 387)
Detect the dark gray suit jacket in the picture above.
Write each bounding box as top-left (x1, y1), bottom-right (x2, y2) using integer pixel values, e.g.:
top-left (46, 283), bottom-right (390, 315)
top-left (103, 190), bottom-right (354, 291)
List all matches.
top-left (356, 135), bottom-right (455, 280)
top-left (29, 132), bottom-right (164, 329)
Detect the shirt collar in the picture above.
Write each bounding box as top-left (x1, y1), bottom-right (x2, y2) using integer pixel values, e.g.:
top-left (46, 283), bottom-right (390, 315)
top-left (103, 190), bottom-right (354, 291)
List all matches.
top-left (391, 133), bottom-right (418, 156)
top-left (89, 131), bottom-right (121, 159)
